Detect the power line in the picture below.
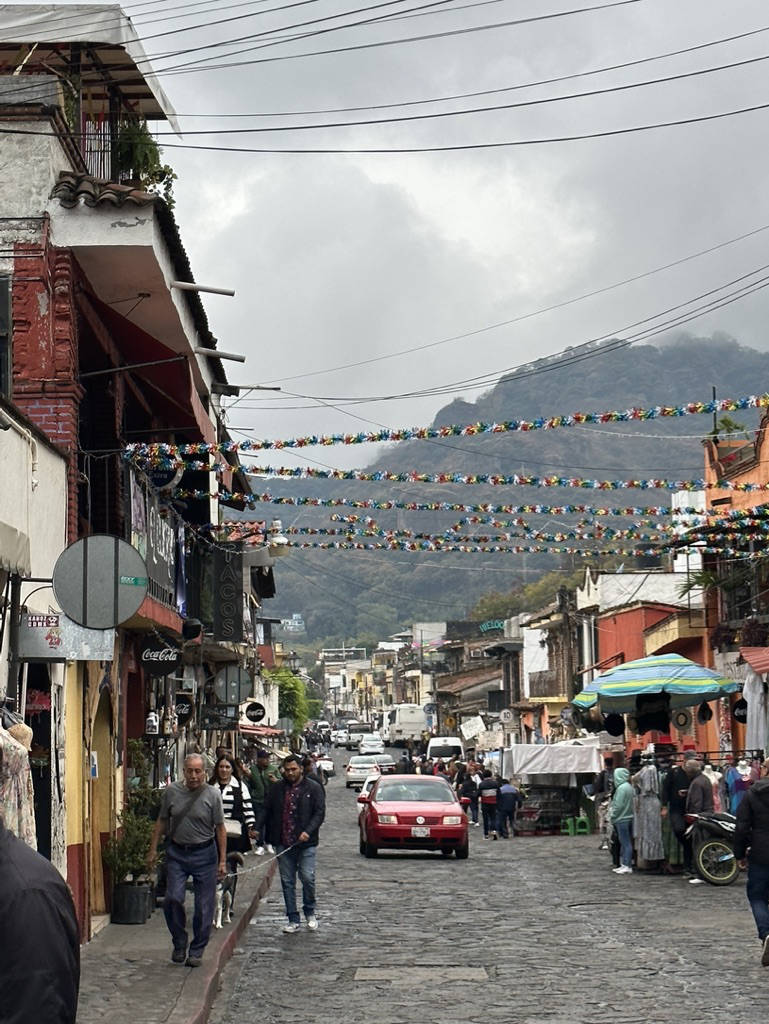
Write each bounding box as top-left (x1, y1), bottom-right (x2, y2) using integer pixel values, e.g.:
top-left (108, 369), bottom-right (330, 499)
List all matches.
top-left (80, 52), bottom-right (769, 136)
top-left (250, 220), bottom-right (769, 388)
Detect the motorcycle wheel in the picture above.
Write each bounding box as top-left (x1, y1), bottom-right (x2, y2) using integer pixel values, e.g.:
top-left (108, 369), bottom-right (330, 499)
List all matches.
top-left (694, 838), bottom-right (739, 886)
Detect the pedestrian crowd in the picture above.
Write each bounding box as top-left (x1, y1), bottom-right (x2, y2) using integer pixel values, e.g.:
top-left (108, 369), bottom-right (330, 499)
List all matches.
top-left (595, 749), bottom-right (769, 967)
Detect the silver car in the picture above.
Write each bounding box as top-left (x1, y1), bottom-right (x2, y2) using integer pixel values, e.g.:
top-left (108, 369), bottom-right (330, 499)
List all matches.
top-left (345, 755), bottom-right (381, 789)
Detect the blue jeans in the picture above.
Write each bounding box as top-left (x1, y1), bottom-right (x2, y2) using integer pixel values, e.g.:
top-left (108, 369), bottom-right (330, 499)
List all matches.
top-left (615, 819), bottom-right (633, 868)
top-left (277, 844), bottom-right (317, 923)
top-left (464, 798), bottom-right (478, 824)
top-left (746, 860), bottom-right (769, 941)
top-left (481, 804), bottom-right (497, 836)
top-left (497, 808), bottom-right (516, 838)
top-left (164, 841), bottom-right (218, 956)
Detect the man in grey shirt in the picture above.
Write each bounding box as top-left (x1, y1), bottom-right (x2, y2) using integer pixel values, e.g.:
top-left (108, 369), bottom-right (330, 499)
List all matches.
top-left (148, 754), bottom-right (226, 966)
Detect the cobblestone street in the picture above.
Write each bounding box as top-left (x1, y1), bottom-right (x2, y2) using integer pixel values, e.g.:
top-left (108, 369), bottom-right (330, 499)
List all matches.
top-left (209, 761), bottom-right (767, 1024)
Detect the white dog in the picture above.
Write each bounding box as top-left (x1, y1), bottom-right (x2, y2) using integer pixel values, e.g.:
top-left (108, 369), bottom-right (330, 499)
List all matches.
top-left (214, 852), bottom-right (244, 929)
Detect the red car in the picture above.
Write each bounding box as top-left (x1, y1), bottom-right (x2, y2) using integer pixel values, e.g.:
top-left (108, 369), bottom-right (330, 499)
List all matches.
top-left (357, 774), bottom-right (469, 859)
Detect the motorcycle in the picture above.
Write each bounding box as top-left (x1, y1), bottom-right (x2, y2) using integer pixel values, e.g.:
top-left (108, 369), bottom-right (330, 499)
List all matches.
top-left (684, 811), bottom-right (739, 885)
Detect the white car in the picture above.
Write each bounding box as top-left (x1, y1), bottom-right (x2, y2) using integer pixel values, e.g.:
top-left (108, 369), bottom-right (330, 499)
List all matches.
top-left (345, 755), bottom-right (381, 789)
top-left (359, 734), bottom-right (385, 755)
top-left (357, 773), bottom-right (380, 805)
top-left (316, 755), bottom-right (335, 777)
top-left (334, 729), bottom-right (349, 748)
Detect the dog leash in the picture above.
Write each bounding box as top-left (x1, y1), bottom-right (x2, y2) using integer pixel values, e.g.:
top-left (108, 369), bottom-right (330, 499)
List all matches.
top-left (221, 842), bottom-right (300, 880)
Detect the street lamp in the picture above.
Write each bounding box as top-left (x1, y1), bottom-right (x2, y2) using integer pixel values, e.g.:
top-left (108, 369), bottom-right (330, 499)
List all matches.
top-left (287, 650), bottom-right (300, 674)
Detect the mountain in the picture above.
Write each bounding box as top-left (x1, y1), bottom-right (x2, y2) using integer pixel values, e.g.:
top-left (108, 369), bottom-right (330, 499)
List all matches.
top-left (249, 332), bottom-right (769, 645)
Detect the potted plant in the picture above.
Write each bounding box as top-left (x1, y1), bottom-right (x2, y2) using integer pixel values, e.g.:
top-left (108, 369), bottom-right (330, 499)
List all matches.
top-left (102, 739), bottom-right (158, 924)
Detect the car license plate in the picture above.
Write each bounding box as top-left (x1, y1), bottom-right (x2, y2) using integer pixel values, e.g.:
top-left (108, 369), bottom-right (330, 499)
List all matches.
top-left (411, 826), bottom-right (431, 838)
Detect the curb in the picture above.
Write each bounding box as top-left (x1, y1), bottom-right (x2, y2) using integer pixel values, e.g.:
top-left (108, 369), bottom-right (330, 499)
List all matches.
top-left (167, 857), bottom-right (277, 1024)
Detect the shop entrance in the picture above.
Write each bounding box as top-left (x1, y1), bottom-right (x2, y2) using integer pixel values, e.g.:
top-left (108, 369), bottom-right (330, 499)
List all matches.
top-left (89, 688), bottom-right (113, 917)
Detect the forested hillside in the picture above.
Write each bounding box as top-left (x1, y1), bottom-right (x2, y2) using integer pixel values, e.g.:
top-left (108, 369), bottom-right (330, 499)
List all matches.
top-left (247, 333), bottom-right (769, 647)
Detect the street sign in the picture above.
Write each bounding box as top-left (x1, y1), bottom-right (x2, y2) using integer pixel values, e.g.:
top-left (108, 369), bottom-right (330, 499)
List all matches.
top-left (244, 701), bottom-right (266, 723)
top-left (422, 702), bottom-right (436, 715)
top-left (174, 694), bottom-right (195, 727)
top-left (213, 665), bottom-right (252, 706)
top-left (499, 709), bottom-right (514, 724)
top-left (53, 535), bottom-right (148, 629)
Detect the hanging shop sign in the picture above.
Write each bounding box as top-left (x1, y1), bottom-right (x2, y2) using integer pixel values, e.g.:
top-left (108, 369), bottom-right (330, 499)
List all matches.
top-left (140, 637), bottom-right (181, 676)
top-left (213, 547), bottom-right (243, 643)
top-left (732, 698), bottom-right (749, 724)
top-left (244, 701), bottom-right (266, 723)
top-left (174, 693), bottom-right (195, 727)
top-left (18, 612), bottom-right (116, 662)
top-left (201, 705), bottom-right (239, 730)
top-left (214, 665), bottom-right (252, 706)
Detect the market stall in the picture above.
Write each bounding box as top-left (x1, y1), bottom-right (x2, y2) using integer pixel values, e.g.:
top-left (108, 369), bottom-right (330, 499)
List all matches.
top-left (501, 743), bottom-right (602, 835)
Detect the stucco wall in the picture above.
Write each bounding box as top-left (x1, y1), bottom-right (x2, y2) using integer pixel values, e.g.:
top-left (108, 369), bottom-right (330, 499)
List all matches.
top-left (577, 570), bottom-right (703, 612)
top-left (0, 120), bottom-right (70, 220)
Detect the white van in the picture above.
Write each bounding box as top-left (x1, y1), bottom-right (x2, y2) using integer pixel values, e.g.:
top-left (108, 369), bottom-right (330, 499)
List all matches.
top-left (426, 736), bottom-right (464, 762)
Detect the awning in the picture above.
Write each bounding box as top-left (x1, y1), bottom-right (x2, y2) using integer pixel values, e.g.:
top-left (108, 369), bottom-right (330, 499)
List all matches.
top-left (504, 743), bottom-right (602, 776)
top-left (740, 647), bottom-right (769, 675)
top-left (0, 520), bottom-right (31, 576)
top-left (83, 294), bottom-right (217, 447)
top-left (239, 724), bottom-right (283, 737)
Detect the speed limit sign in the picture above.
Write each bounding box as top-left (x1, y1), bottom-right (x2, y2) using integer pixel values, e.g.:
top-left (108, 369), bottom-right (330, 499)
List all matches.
top-left (499, 709), bottom-right (514, 724)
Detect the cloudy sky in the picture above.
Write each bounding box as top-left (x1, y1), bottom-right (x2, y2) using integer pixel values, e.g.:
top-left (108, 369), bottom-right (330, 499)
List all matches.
top-left (12, 0), bottom-right (769, 471)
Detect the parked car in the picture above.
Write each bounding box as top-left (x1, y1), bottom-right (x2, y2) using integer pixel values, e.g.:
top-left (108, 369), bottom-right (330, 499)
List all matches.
top-left (345, 755), bottom-right (381, 789)
top-left (334, 729), bottom-right (349, 748)
top-left (373, 754), bottom-right (397, 774)
top-left (316, 754), bottom-right (335, 778)
top-left (357, 773), bottom-right (380, 806)
top-left (357, 774), bottom-right (469, 858)
top-left (358, 733), bottom-right (385, 755)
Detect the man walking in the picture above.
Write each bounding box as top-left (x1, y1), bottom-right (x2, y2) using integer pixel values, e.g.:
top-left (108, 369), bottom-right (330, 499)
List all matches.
top-left (250, 747), bottom-right (280, 854)
top-left (0, 815), bottom-right (80, 1022)
top-left (735, 756), bottom-right (769, 966)
top-left (147, 753), bottom-right (226, 967)
top-left (264, 753), bottom-right (325, 933)
top-left (478, 769), bottom-right (500, 839)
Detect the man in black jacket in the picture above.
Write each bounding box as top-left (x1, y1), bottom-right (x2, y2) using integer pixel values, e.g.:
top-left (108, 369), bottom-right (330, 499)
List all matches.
top-left (735, 756), bottom-right (769, 966)
top-left (264, 753), bottom-right (326, 933)
top-left (0, 818), bottom-right (80, 1023)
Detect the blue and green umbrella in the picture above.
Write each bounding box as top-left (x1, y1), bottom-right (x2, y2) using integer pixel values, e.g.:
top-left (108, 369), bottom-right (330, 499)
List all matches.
top-left (573, 653), bottom-right (740, 714)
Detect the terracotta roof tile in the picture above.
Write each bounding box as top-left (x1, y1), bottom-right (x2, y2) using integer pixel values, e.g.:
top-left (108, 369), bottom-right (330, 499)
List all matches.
top-left (50, 171), bottom-right (156, 209)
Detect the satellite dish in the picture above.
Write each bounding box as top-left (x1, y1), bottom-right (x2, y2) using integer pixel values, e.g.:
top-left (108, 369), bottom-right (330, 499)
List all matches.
top-left (53, 535), bottom-right (148, 629)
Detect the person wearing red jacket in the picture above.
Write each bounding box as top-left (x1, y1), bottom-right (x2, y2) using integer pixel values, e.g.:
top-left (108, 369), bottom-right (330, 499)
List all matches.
top-left (478, 770), bottom-right (500, 840)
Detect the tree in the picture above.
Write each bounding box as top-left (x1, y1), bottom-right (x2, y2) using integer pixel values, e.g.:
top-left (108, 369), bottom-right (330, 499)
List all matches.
top-left (269, 667), bottom-right (309, 731)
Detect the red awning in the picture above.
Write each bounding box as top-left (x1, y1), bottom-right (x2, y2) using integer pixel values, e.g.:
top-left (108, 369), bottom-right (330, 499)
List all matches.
top-left (84, 293), bottom-right (217, 446)
top-left (740, 647), bottom-right (769, 674)
top-left (239, 724), bottom-right (284, 737)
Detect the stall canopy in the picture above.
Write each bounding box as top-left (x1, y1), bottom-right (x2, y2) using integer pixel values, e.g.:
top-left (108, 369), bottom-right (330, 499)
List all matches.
top-left (573, 654), bottom-right (739, 713)
top-left (504, 743), bottom-right (602, 777)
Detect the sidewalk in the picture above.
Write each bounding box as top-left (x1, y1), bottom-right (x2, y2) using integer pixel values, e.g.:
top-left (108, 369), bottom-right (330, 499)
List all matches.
top-left (77, 852), bottom-right (276, 1024)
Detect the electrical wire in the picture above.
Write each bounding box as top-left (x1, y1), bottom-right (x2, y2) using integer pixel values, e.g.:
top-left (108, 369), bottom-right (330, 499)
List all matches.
top-left (168, 22), bottom-right (769, 117)
top-left (222, 220), bottom-right (769, 392)
top-left (66, 51), bottom-right (769, 136)
top-left (240, 264), bottom-right (769, 408)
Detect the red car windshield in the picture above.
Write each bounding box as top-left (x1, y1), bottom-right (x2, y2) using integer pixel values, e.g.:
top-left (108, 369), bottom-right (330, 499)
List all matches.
top-left (374, 781), bottom-right (455, 803)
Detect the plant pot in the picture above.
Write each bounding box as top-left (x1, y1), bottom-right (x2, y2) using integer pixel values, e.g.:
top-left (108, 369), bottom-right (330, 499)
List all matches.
top-left (111, 882), bottom-right (151, 925)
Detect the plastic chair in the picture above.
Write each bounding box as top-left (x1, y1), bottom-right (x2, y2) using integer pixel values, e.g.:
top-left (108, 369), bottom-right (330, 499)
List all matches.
top-left (560, 817), bottom-right (575, 836)
top-left (574, 816), bottom-right (591, 835)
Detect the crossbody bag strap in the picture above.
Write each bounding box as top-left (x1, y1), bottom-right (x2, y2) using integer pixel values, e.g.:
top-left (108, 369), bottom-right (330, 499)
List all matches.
top-left (167, 783), bottom-right (208, 842)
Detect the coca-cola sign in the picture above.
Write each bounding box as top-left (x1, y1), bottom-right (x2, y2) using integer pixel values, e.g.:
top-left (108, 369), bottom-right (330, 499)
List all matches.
top-left (140, 637), bottom-right (181, 676)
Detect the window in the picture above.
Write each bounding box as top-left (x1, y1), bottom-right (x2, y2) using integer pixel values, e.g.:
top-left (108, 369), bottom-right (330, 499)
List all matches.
top-left (0, 277), bottom-right (10, 398)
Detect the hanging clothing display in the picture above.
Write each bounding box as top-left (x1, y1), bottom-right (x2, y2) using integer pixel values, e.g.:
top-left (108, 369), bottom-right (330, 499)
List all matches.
top-left (633, 762), bottom-right (664, 861)
top-left (0, 725), bottom-right (37, 849)
top-left (725, 762), bottom-right (753, 813)
top-left (743, 668), bottom-right (769, 753)
top-left (703, 764), bottom-right (724, 812)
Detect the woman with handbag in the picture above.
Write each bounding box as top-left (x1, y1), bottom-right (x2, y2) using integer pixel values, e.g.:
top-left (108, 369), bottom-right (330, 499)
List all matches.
top-left (209, 757), bottom-right (257, 854)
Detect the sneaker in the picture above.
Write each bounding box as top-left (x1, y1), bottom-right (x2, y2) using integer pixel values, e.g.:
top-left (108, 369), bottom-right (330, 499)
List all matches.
top-left (282, 922), bottom-right (301, 934)
top-left (762, 936), bottom-right (769, 967)
top-left (254, 846), bottom-right (265, 856)
top-left (265, 844), bottom-right (275, 854)
top-left (472, 821), bottom-right (480, 828)
top-left (598, 842), bottom-right (609, 851)
top-left (688, 877), bottom-right (704, 886)
top-left (306, 915), bottom-right (319, 931)
top-left (482, 835), bottom-right (489, 841)
top-left (171, 949), bottom-right (186, 965)
top-left (613, 866), bottom-right (633, 874)
top-left (185, 955), bottom-right (202, 967)
top-left (492, 832), bottom-right (498, 841)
